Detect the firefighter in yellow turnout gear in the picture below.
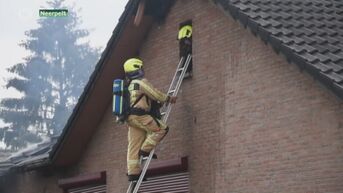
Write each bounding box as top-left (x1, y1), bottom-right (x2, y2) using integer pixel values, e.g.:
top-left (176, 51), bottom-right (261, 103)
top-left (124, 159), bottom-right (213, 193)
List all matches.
top-left (123, 58), bottom-right (177, 181)
top-left (178, 24), bottom-right (192, 77)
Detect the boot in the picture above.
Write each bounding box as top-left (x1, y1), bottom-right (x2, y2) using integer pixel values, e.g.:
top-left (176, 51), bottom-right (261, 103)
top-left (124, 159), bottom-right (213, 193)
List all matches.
top-left (127, 173), bottom-right (147, 182)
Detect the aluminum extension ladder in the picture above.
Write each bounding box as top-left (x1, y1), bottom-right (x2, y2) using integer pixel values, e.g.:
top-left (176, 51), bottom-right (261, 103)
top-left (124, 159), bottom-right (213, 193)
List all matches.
top-left (126, 54), bottom-right (192, 193)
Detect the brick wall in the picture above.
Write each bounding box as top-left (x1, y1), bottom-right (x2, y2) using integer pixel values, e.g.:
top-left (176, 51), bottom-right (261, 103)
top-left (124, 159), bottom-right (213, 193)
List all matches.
top-left (4, 0), bottom-right (343, 193)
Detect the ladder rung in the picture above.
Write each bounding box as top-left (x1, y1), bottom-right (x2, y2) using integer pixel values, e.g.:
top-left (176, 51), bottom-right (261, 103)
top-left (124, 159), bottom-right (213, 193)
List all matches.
top-left (168, 89), bottom-right (175, 94)
top-left (177, 67), bottom-right (185, 72)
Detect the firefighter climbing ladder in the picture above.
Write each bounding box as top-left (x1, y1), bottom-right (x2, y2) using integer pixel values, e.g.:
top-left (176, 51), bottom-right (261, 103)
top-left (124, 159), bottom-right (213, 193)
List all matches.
top-left (126, 54), bottom-right (192, 193)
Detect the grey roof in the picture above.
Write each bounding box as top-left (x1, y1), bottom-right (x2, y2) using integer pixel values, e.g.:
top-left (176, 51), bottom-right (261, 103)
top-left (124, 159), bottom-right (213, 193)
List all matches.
top-left (214, 0), bottom-right (343, 99)
top-left (0, 136), bottom-right (58, 177)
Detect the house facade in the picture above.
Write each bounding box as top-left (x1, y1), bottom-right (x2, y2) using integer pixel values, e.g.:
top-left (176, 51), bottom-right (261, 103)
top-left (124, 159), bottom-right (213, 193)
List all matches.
top-left (1, 0), bottom-right (343, 192)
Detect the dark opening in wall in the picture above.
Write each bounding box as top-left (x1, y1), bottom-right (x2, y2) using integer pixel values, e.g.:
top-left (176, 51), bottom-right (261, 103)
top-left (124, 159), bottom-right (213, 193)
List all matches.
top-left (178, 20), bottom-right (193, 78)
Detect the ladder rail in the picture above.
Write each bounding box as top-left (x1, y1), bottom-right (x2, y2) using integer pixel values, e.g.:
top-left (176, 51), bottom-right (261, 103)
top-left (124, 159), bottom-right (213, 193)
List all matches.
top-left (160, 54), bottom-right (192, 120)
top-left (159, 56), bottom-right (186, 119)
top-left (127, 54), bottom-right (192, 193)
top-left (167, 57), bottom-right (185, 94)
top-left (162, 55), bottom-right (192, 122)
top-left (126, 182), bottom-right (135, 193)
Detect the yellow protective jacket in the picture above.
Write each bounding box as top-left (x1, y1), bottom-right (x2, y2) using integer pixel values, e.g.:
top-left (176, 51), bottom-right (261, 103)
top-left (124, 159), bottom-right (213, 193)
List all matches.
top-left (128, 78), bottom-right (169, 112)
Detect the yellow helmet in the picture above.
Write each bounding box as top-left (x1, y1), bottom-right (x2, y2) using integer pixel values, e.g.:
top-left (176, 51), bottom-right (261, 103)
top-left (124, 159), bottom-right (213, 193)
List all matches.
top-left (123, 58), bottom-right (143, 73)
top-left (178, 25), bottom-right (192, 40)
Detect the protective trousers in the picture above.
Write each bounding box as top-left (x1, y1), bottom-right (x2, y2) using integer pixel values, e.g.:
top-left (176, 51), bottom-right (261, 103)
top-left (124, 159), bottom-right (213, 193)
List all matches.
top-left (126, 114), bottom-right (168, 175)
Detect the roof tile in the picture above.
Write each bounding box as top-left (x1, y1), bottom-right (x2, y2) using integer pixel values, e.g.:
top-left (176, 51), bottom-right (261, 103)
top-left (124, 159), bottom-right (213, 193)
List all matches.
top-left (325, 71), bottom-right (343, 83)
top-left (326, 61), bottom-right (343, 73)
top-left (312, 63), bottom-right (332, 73)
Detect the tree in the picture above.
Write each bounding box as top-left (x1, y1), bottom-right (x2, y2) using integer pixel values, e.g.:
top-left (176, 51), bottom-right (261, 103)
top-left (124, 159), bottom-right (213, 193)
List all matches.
top-left (0, 0), bottom-right (100, 150)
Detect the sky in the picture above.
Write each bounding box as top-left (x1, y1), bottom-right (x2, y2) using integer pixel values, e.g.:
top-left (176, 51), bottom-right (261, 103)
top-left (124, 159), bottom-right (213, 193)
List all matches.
top-left (0, 0), bottom-right (128, 100)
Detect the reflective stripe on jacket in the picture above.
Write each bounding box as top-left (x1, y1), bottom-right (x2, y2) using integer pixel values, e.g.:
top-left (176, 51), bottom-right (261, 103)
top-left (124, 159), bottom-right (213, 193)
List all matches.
top-left (129, 78), bottom-right (168, 111)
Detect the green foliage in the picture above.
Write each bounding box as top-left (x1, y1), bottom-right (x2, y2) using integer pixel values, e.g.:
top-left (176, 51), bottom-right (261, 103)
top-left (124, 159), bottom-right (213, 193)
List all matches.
top-left (0, 0), bottom-right (100, 150)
